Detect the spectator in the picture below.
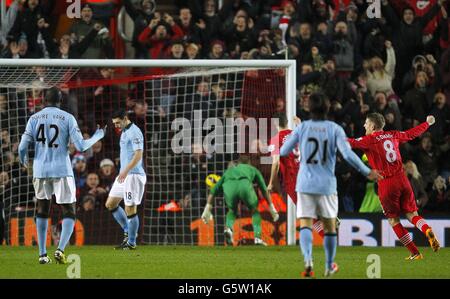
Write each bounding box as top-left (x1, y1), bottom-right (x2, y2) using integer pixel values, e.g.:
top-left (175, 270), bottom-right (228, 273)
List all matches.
top-left (0, 0), bottom-right (21, 47)
top-left (80, 194), bottom-right (96, 212)
top-left (425, 176), bottom-right (449, 212)
top-left (330, 20), bottom-right (357, 76)
top-left (87, 140), bottom-right (106, 172)
top-left (373, 91), bottom-right (401, 131)
top-left (381, 0), bottom-right (443, 92)
top-left (441, 46), bottom-right (450, 105)
top-left (414, 133), bottom-right (441, 189)
top-left (69, 3), bottom-right (114, 59)
top-left (138, 13), bottom-right (184, 59)
top-left (81, 172), bottom-right (107, 203)
top-left (123, 0), bottom-right (156, 59)
top-left (185, 42), bottom-right (200, 59)
top-left (176, 7), bottom-right (206, 44)
top-left (278, 0), bottom-right (297, 46)
top-left (404, 160), bottom-right (429, 209)
top-left (2, 36), bottom-right (36, 58)
top-left (98, 158), bottom-right (116, 191)
top-left (167, 40), bottom-right (185, 59)
top-left (202, 0), bottom-right (221, 42)
top-left (208, 40), bottom-right (228, 59)
top-left (49, 24), bottom-right (106, 59)
top-left (403, 71), bottom-right (434, 127)
top-left (429, 92), bottom-right (450, 143)
top-left (366, 41), bottom-right (396, 96)
top-left (223, 12), bottom-right (257, 58)
top-left (72, 154), bottom-right (88, 190)
top-left (0, 94), bottom-right (8, 128)
top-left (8, 0), bottom-right (54, 57)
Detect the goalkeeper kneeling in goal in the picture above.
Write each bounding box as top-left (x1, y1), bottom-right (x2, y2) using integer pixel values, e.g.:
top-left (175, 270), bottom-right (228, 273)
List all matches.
top-left (201, 156), bottom-right (279, 246)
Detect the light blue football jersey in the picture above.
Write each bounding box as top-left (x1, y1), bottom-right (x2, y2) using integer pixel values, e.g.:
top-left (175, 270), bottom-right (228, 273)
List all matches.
top-left (280, 120), bottom-right (370, 195)
top-left (18, 107), bottom-right (105, 178)
top-left (119, 123), bottom-right (145, 175)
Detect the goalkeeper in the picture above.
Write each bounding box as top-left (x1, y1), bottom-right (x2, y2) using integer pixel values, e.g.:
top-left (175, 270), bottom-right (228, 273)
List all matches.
top-left (201, 156), bottom-right (279, 246)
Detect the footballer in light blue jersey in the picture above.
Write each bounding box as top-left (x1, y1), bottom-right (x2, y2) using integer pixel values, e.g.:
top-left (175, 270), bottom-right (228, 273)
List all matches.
top-left (106, 109), bottom-right (146, 250)
top-left (280, 93), bottom-right (381, 278)
top-left (280, 120), bottom-right (372, 196)
top-left (17, 87), bottom-right (106, 265)
top-left (119, 123), bottom-right (145, 175)
top-left (19, 106), bottom-right (105, 178)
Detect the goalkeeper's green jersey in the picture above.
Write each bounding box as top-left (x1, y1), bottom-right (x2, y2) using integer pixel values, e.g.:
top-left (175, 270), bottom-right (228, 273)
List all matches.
top-left (210, 163), bottom-right (268, 197)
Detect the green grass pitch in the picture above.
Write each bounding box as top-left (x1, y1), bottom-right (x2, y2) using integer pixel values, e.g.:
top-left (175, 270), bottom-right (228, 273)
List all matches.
top-left (0, 246), bottom-right (448, 279)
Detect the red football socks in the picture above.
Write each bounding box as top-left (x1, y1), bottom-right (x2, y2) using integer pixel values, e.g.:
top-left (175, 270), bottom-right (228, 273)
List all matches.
top-left (392, 223), bottom-right (419, 255)
top-left (411, 216), bottom-right (431, 235)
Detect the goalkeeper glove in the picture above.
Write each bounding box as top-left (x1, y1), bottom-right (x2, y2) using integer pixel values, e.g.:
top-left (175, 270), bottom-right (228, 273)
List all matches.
top-left (269, 203), bottom-right (279, 222)
top-left (201, 203), bottom-right (213, 224)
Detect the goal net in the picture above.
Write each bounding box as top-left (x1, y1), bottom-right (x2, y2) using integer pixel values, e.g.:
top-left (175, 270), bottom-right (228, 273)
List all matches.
top-left (0, 59), bottom-right (297, 246)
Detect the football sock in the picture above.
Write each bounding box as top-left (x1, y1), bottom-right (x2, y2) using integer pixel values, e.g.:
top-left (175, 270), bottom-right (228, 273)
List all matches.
top-left (226, 210), bottom-right (236, 231)
top-left (324, 233), bottom-right (337, 271)
top-left (58, 218), bottom-right (75, 252)
top-left (299, 227), bottom-right (313, 265)
top-left (251, 211), bottom-right (262, 239)
top-left (392, 223), bottom-right (419, 255)
top-left (312, 219), bottom-right (325, 238)
top-left (111, 206), bottom-right (129, 234)
top-left (411, 216), bottom-right (430, 235)
top-left (127, 214), bottom-right (139, 246)
top-left (36, 217), bottom-right (48, 256)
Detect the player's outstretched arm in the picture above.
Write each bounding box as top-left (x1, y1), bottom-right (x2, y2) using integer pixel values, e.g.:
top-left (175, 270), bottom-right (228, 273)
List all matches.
top-left (202, 175), bottom-right (225, 223)
top-left (70, 117), bottom-right (106, 152)
top-left (395, 115), bottom-right (434, 143)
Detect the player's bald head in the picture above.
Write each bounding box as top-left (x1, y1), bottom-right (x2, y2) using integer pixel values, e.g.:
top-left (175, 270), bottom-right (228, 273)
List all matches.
top-left (44, 87), bottom-right (62, 106)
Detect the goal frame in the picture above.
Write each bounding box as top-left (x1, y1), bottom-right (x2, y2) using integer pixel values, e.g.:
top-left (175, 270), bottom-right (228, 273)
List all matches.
top-left (0, 58), bottom-right (297, 246)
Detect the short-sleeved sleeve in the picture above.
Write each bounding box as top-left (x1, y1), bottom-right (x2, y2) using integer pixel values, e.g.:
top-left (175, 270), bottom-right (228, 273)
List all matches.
top-left (130, 128), bottom-right (144, 152)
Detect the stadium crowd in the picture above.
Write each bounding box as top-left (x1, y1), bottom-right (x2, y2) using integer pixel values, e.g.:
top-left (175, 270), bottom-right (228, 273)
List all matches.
top-left (1, 0), bottom-right (450, 243)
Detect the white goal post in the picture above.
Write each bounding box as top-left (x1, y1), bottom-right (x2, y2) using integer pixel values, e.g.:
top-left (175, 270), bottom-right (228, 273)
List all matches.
top-left (0, 58), bottom-right (297, 246)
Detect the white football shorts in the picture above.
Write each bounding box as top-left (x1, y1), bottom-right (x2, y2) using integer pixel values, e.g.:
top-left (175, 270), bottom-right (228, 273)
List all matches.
top-left (109, 174), bottom-right (146, 206)
top-left (33, 177), bottom-right (76, 204)
top-left (297, 192), bottom-right (338, 219)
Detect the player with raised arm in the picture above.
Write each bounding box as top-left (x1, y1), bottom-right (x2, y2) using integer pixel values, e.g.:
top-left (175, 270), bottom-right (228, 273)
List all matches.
top-left (105, 109), bottom-right (146, 250)
top-left (348, 113), bottom-right (440, 259)
top-left (280, 93), bottom-right (382, 278)
top-left (18, 87), bottom-right (106, 264)
top-left (201, 156), bottom-right (279, 246)
top-left (267, 112), bottom-right (326, 238)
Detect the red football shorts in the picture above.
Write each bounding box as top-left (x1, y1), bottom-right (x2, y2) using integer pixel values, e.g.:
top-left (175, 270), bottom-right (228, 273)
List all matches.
top-left (377, 174), bottom-right (418, 218)
top-left (283, 178), bottom-right (298, 204)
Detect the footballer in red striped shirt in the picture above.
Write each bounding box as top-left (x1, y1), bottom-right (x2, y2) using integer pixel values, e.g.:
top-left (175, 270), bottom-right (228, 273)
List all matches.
top-left (348, 113), bottom-right (440, 258)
